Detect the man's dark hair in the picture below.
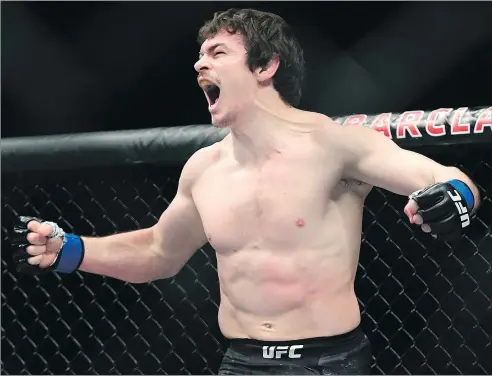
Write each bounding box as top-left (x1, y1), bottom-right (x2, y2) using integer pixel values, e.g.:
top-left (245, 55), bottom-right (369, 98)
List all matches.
top-left (197, 8), bottom-right (305, 107)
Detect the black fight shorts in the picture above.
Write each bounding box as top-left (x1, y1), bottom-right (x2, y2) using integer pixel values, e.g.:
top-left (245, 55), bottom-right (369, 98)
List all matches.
top-left (218, 325), bottom-right (372, 375)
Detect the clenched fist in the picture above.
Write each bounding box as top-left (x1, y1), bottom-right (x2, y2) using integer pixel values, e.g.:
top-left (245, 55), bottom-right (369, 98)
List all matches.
top-left (12, 216), bottom-right (63, 274)
top-left (12, 216), bottom-right (85, 275)
top-left (402, 180), bottom-right (475, 241)
top-left (25, 220), bottom-right (63, 267)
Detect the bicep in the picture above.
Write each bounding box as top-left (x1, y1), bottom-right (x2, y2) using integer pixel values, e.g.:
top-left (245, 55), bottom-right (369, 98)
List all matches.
top-left (342, 126), bottom-right (447, 196)
top-left (149, 147), bottom-right (216, 272)
top-left (355, 147), bottom-right (440, 195)
top-left (151, 190), bottom-right (208, 271)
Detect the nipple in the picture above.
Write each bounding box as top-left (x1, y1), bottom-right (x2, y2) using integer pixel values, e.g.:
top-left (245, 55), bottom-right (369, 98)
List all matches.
top-left (295, 218), bottom-right (305, 228)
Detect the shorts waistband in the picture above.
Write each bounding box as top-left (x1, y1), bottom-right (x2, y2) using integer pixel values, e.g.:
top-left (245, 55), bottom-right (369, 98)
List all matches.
top-left (228, 325), bottom-right (365, 364)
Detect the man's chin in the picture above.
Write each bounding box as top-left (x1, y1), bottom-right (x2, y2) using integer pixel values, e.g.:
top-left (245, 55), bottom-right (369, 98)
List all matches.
top-left (211, 114), bottom-right (232, 128)
top-left (212, 122), bottom-right (230, 128)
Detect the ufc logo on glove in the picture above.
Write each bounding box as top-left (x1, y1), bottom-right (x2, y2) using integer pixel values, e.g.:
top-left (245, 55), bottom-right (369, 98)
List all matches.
top-left (262, 345), bottom-right (304, 359)
top-left (447, 190), bottom-right (471, 228)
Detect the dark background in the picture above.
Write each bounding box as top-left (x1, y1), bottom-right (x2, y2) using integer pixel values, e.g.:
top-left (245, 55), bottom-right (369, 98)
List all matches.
top-left (2, 1), bottom-right (492, 139)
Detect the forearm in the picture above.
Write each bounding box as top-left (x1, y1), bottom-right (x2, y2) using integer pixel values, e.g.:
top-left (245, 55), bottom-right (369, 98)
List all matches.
top-left (340, 125), bottom-right (480, 211)
top-left (78, 228), bottom-right (173, 283)
top-left (390, 160), bottom-right (480, 212)
top-left (382, 156), bottom-right (481, 213)
top-left (353, 144), bottom-right (480, 211)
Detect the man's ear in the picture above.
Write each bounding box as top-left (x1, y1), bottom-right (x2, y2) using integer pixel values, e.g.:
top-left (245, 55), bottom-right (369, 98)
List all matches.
top-left (254, 55), bottom-right (280, 83)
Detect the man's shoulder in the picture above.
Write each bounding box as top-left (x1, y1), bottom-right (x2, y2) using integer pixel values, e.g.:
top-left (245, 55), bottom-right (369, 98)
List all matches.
top-left (306, 111), bottom-right (381, 148)
top-left (300, 111), bottom-right (345, 146)
top-left (306, 112), bottom-right (374, 192)
top-left (292, 109), bottom-right (336, 126)
top-left (294, 110), bottom-right (341, 134)
top-left (180, 143), bottom-right (222, 186)
top-left (186, 142), bottom-right (221, 171)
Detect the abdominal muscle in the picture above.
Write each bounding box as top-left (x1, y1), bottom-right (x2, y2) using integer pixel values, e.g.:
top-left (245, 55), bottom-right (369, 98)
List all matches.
top-left (216, 245), bottom-right (362, 340)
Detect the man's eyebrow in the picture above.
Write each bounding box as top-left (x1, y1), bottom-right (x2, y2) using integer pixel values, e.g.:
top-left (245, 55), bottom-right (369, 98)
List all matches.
top-left (198, 43), bottom-right (227, 58)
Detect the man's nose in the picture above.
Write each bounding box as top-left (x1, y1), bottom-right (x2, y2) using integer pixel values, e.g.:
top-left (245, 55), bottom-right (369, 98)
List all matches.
top-left (194, 57), bottom-right (210, 73)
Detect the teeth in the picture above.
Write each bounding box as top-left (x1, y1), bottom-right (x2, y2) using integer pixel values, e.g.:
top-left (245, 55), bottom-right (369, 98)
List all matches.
top-left (200, 80), bottom-right (213, 88)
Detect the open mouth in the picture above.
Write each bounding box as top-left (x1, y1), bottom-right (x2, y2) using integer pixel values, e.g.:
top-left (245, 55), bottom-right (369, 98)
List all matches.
top-left (203, 84), bottom-right (220, 108)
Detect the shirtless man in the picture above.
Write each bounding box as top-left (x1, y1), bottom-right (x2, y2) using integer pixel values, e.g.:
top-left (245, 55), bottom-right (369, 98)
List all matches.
top-left (12, 8), bottom-right (480, 375)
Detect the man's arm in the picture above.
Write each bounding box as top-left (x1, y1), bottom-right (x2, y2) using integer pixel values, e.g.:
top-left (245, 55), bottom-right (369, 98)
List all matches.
top-left (78, 179), bottom-right (208, 283)
top-left (336, 124), bottom-right (480, 211)
top-left (21, 147), bottom-right (214, 283)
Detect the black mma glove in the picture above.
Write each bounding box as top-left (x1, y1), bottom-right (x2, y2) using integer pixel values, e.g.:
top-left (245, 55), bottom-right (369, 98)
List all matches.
top-left (12, 216), bottom-right (85, 275)
top-left (409, 179), bottom-right (475, 241)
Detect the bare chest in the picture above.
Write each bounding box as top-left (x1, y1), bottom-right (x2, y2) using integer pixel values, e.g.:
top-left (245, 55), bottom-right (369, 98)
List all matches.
top-left (193, 153), bottom-right (342, 253)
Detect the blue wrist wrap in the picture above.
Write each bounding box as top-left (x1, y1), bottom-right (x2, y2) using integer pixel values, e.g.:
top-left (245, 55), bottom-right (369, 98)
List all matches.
top-left (448, 179), bottom-right (474, 210)
top-left (54, 234), bottom-right (85, 274)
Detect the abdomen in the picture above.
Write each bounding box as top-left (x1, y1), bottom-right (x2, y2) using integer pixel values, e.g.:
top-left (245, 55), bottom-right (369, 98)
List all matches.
top-left (216, 242), bottom-right (362, 340)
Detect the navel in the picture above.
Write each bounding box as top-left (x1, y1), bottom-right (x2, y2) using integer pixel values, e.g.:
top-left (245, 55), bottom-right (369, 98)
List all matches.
top-left (295, 218), bottom-right (305, 228)
top-left (262, 322), bottom-right (274, 330)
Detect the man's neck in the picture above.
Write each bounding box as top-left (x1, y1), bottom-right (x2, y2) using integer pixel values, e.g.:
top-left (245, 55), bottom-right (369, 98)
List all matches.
top-left (228, 100), bottom-right (296, 165)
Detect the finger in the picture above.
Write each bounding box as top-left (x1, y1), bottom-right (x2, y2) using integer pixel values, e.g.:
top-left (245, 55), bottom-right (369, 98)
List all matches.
top-left (421, 224), bottom-right (432, 233)
top-left (404, 200), bottom-right (419, 223)
top-left (37, 223), bottom-right (55, 237)
top-left (26, 245), bottom-right (47, 256)
top-left (27, 232), bottom-right (48, 245)
top-left (27, 255), bottom-right (43, 265)
top-left (413, 214), bottom-right (423, 225)
top-left (46, 238), bottom-right (63, 253)
top-left (27, 220), bottom-right (42, 232)
top-left (39, 253), bottom-right (58, 268)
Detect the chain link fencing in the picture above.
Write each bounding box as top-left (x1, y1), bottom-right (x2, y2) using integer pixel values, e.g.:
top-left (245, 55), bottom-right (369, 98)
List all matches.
top-left (2, 146), bottom-right (491, 375)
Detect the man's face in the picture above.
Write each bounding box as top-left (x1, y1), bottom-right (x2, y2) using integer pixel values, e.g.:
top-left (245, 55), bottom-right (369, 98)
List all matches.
top-left (195, 30), bottom-right (257, 127)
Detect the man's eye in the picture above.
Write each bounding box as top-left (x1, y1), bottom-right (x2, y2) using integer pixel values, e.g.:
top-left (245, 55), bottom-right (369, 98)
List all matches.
top-left (215, 51), bottom-right (225, 56)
